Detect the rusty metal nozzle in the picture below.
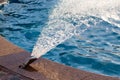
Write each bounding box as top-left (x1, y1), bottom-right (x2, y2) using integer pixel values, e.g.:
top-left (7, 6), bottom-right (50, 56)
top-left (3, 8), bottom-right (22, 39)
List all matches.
top-left (19, 57), bottom-right (37, 69)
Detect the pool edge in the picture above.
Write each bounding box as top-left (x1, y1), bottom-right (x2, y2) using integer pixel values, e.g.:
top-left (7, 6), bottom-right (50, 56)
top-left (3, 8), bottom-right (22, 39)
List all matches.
top-left (0, 36), bottom-right (120, 80)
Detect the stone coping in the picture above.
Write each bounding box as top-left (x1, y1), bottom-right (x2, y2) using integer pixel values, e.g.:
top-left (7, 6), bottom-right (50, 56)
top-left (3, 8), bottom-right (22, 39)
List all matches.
top-left (0, 36), bottom-right (120, 80)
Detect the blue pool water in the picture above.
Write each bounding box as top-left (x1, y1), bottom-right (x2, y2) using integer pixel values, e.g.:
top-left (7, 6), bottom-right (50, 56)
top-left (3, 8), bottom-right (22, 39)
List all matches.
top-left (0, 0), bottom-right (120, 77)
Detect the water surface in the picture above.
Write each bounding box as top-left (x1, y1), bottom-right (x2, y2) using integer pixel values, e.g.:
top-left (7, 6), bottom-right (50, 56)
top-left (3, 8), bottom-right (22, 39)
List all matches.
top-left (0, 0), bottom-right (120, 77)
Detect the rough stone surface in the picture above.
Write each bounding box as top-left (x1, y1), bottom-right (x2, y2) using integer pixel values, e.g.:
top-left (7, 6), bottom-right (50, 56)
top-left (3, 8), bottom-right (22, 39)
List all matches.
top-left (83, 74), bottom-right (120, 80)
top-left (0, 53), bottom-right (49, 80)
top-left (0, 36), bottom-right (49, 80)
top-left (0, 36), bottom-right (24, 56)
top-left (0, 0), bottom-right (7, 4)
top-left (31, 58), bottom-right (89, 80)
top-left (31, 58), bottom-right (120, 80)
top-left (0, 36), bottom-right (120, 80)
top-left (0, 65), bottom-right (32, 80)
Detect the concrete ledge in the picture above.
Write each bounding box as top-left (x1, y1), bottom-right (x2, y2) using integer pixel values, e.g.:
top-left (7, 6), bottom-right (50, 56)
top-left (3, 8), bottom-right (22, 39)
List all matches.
top-left (0, 65), bottom-right (32, 80)
top-left (0, 36), bottom-right (120, 80)
top-left (0, 36), bottom-right (24, 56)
top-left (31, 58), bottom-right (120, 80)
top-left (0, 0), bottom-right (7, 4)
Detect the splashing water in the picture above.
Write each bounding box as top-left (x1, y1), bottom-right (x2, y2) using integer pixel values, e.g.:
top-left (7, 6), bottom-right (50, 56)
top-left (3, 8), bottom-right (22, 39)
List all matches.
top-left (31, 0), bottom-right (120, 58)
top-left (0, 0), bottom-right (120, 77)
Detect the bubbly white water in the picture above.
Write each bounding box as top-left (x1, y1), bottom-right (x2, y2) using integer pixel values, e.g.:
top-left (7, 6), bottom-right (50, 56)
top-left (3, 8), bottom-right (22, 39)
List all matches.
top-left (31, 0), bottom-right (120, 58)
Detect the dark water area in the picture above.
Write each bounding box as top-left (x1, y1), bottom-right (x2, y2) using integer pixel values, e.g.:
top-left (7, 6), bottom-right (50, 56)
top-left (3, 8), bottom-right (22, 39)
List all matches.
top-left (0, 0), bottom-right (120, 77)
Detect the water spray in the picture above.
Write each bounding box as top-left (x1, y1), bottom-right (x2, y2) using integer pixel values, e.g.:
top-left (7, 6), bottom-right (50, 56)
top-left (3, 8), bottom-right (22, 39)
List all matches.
top-left (19, 0), bottom-right (120, 69)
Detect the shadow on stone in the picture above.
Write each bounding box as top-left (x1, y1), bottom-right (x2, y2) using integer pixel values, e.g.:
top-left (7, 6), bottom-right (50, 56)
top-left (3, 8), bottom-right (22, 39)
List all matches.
top-left (20, 66), bottom-right (38, 72)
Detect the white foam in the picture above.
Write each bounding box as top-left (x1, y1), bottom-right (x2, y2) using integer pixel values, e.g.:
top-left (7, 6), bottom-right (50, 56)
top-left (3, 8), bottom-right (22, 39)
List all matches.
top-left (31, 0), bottom-right (120, 58)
